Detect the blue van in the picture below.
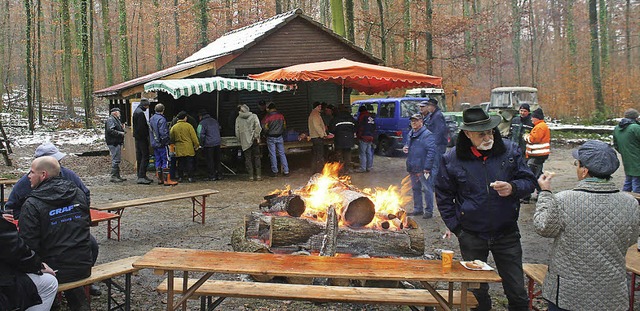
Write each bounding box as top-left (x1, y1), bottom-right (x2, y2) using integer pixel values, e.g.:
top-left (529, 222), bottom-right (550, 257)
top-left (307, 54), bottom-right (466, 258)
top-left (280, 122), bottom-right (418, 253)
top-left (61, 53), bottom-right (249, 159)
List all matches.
top-left (352, 97), bottom-right (458, 156)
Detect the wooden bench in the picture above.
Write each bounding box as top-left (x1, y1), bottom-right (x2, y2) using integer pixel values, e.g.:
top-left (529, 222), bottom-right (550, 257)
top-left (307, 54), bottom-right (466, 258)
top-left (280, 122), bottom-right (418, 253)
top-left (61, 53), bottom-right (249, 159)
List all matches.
top-left (523, 263), bottom-right (547, 311)
top-left (58, 256), bottom-right (141, 311)
top-left (92, 189), bottom-right (218, 240)
top-left (156, 278), bottom-right (478, 310)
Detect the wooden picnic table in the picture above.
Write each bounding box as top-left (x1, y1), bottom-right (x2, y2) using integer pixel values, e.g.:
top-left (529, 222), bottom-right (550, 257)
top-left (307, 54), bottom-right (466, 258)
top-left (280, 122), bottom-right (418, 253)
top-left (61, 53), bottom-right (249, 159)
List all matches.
top-left (0, 178), bottom-right (18, 210)
top-left (92, 189), bottom-right (219, 241)
top-left (627, 244), bottom-right (640, 308)
top-left (134, 247), bottom-right (502, 311)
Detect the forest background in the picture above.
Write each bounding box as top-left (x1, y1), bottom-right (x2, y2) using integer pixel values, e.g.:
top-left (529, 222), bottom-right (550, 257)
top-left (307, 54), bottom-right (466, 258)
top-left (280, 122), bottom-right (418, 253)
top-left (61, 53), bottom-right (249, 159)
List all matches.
top-left (0, 0), bottom-right (639, 129)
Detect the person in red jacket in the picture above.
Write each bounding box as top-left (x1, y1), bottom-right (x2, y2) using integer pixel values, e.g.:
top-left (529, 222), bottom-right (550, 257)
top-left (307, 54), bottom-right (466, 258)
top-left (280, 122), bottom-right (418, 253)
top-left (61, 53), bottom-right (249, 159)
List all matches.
top-left (523, 108), bottom-right (550, 202)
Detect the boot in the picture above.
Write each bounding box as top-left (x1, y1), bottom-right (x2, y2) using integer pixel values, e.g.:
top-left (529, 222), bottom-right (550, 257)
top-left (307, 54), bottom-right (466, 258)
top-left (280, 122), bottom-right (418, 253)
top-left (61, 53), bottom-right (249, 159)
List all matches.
top-left (156, 170), bottom-right (164, 185)
top-left (163, 169), bottom-right (178, 186)
top-left (115, 167), bottom-right (127, 181)
top-left (109, 168), bottom-right (122, 183)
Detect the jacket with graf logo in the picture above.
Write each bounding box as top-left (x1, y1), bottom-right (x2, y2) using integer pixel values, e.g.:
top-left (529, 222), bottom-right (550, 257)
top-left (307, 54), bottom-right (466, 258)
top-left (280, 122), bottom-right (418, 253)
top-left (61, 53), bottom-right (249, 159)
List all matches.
top-left (18, 176), bottom-right (92, 283)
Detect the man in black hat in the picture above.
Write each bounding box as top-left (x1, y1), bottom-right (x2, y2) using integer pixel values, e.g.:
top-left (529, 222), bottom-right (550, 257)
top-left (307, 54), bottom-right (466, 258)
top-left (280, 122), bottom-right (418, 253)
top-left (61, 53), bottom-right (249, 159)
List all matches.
top-left (436, 106), bottom-right (537, 311)
top-left (132, 99), bottom-right (152, 184)
top-left (105, 108), bottom-right (126, 183)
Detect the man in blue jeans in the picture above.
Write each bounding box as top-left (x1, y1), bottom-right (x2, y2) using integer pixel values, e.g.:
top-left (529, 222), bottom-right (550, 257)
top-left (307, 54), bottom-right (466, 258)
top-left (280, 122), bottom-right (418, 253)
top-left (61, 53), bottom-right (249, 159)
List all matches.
top-left (403, 114), bottom-right (436, 218)
top-left (436, 107), bottom-right (536, 311)
top-left (262, 103), bottom-right (289, 177)
top-left (355, 105), bottom-right (375, 173)
top-left (423, 98), bottom-right (448, 213)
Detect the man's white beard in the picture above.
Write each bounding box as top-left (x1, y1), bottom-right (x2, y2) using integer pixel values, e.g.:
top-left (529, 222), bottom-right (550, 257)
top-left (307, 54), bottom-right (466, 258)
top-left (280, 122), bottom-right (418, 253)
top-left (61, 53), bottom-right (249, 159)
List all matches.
top-left (476, 139), bottom-right (494, 150)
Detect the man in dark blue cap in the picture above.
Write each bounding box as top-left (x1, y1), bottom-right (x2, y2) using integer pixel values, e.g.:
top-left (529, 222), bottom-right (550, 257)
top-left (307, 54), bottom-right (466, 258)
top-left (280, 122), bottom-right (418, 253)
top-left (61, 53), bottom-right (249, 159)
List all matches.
top-left (437, 106), bottom-right (536, 311)
top-left (535, 140), bottom-right (640, 311)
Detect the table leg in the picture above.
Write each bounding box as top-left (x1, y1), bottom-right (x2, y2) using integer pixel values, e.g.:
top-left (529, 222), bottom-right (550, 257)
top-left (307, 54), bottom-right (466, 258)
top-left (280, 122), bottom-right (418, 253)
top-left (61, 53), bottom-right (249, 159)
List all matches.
top-left (461, 282), bottom-right (469, 310)
top-left (420, 281), bottom-right (451, 311)
top-left (170, 272), bottom-right (214, 311)
top-left (448, 282), bottom-right (453, 309)
top-left (167, 270), bottom-right (174, 311)
top-left (182, 271), bottom-right (188, 311)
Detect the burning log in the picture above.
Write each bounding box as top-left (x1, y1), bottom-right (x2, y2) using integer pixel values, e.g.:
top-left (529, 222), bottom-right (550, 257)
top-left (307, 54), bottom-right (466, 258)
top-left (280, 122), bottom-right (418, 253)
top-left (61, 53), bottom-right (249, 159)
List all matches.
top-left (314, 206), bottom-right (339, 286)
top-left (338, 190), bottom-right (376, 228)
top-left (259, 193), bottom-right (306, 217)
top-left (307, 227), bottom-right (424, 257)
top-left (269, 214), bottom-right (324, 247)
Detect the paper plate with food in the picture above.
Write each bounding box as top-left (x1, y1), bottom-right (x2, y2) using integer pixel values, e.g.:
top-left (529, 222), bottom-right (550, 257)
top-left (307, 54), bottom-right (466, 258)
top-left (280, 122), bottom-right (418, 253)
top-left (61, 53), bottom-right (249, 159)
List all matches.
top-left (460, 260), bottom-right (494, 271)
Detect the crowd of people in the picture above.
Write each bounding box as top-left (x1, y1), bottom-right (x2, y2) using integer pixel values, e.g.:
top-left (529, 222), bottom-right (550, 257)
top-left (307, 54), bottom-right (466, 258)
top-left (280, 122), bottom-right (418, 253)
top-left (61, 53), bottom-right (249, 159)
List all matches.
top-left (2, 97), bottom-right (639, 311)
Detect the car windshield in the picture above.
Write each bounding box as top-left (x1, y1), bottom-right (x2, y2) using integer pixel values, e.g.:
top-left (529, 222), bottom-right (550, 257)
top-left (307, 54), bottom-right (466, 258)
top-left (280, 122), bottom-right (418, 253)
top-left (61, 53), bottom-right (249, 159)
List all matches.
top-left (490, 91), bottom-right (537, 109)
top-left (400, 100), bottom-right (421, 118)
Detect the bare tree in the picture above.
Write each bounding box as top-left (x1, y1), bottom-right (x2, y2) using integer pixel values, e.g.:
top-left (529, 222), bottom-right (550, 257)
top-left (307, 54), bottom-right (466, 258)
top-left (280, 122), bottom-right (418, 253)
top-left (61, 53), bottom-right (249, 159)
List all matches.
top-left (589, 0), bottom-right (605, 118)
top-left (117, 0), bottom-right (131, 81)
top-left (153, 0), bottom-right (162, 70)
top-left (330, 0), bottom-right (345, 36)
top-left (100, 0), bottom-right (114, 86)
top-left (61, 0), bottom-right (74, 116)
top-left (25, 0), bottom-right (34, 131)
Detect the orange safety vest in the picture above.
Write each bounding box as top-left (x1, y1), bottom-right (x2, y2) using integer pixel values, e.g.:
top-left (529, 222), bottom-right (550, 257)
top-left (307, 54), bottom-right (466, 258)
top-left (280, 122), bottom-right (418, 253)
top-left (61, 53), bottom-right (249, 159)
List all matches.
top-left (525, 120), bottom-right (550, 158)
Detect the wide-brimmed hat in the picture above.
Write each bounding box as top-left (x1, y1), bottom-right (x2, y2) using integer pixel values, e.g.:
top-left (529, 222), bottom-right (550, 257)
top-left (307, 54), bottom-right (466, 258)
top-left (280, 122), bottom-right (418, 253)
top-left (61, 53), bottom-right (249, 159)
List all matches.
top-left (459, 106), bottom-right (501, 131)
top-left (572, 140), bottom-right (619, 176)
top-left (34, 142), bottom-right (66, 160)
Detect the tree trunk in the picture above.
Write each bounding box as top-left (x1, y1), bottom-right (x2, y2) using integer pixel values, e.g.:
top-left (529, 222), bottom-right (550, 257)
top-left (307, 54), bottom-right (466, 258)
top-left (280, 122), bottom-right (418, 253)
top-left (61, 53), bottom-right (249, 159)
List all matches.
top-left (79, 0), bottom-right (92, 128)
top-left (565, 0), bottom-right (577, 113)
top-left (345, 0), bottom-right (354, 42)
top-left (35, 0), bottom-right (42, 124)
top-left (320, 0), bottom-right (330, 26)
top-left (61, 0), bottom-right (74, 117)
top-left (376, 0), bottom-right (385, 62)
top-left (196, 0), bottom-right (208, 48)
top-left (25, 0), bottom-right (34, 132)
top-left (174, 0), bottom-right (181, 63)
top-left (463, 0), bottom-right (472, 59)
top-left (330, 0), bottom-right (345, 37)
top-left (153, 0), bottom-right (162, 70)
top-left (511, 0), bottom-right (522, 85)
top-left (117, 0), bottom-right (130, 81)
top-left (402, 0), bottom-right (410, 66)
top-left (588, 0), bottom-right (605, 119)
top-left (625, 0), bottom-right (631, 75)
top-left (598, 0), bottom-right (609, 72)
top-left (100, 0), bottom-right (113, 86)
top-left (424, 0), bottom-right (433, 74)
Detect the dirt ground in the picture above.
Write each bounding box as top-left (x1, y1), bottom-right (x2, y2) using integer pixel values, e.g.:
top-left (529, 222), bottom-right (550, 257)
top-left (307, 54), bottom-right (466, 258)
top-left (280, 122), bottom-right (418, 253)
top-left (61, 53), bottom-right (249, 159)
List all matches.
top-left (0, 142), bottom-right (629, 310)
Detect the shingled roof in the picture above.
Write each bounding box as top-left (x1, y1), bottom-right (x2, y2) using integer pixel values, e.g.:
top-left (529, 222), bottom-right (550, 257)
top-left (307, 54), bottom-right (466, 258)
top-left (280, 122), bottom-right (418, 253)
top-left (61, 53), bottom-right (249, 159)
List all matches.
top-left (94, 9), bottom-right (379, 99)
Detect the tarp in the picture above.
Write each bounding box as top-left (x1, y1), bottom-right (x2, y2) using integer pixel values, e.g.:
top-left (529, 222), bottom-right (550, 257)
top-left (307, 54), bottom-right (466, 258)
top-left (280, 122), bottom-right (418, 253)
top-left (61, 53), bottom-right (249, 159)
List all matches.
top-left (144, 77), bottom-right (296, 99)
top-left (249, 58), bottom-right (442, 95)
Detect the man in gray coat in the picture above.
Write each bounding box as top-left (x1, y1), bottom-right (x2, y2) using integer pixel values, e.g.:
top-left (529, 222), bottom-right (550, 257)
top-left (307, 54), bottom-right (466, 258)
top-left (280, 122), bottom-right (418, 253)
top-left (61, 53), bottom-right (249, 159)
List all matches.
top-left (535, 140), bottom-right (640, 311)
top-left (235, 104), bottom-right (262, 181)
top-left (104, 108), bottom-right (126, 183)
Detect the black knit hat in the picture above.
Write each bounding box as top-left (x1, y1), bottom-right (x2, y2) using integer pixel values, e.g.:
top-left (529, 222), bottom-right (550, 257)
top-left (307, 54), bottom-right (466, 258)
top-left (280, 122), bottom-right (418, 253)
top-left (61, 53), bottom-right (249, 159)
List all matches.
top-left (531, 108), bottom-right (544, 120)
top-left (519, 104), bottom-right (530, 112)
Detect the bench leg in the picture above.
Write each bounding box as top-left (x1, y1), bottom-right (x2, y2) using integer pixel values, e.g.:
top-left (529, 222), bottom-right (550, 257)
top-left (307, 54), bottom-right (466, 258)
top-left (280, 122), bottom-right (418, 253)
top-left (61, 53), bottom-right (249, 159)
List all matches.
top-left (103, 273), bottom-right (133, 311)
top-left (106, 210), bottom-right (123, 241)
top-left (191, 195), bottom-right (207, 224)
top-left (527, 276), bottom-right (534, 311)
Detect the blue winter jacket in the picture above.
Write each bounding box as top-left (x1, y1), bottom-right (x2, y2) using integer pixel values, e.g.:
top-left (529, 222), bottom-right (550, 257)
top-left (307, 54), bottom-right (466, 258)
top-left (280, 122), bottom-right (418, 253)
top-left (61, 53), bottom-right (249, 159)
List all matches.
top-left (149, 113), bottom-right (170, 148)
top-left (197, 114), bottom-right (222, 147)
top-left (424, 107), bottom-right (448, 146)
top-left (436, 136), bottom-right (536, 239)
top-left (6, 166), bottom-right (91, 219)
top-left (405, 126), bottom-right (436, 173)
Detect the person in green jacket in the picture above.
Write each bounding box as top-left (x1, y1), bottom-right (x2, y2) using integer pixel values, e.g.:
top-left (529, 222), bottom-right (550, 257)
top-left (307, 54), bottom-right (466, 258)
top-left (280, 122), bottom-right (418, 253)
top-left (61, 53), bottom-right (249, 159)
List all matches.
top-left (613, 108), bottom-right (640, 193)
top-left (170, 111), bottom-right (200, 183)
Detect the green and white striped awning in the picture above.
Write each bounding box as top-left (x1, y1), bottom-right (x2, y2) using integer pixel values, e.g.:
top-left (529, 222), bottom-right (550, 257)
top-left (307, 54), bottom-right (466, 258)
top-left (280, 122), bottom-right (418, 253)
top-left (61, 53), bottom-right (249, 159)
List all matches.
top-left (144, 77), bottom-right (296, 99)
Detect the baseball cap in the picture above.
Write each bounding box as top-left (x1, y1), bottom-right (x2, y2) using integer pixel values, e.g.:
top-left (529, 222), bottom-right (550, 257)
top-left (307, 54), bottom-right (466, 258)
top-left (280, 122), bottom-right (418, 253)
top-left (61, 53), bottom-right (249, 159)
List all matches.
top-left (34, 142), bottom-right (66, 160)
top-left (572, 140), bottom-right (619, 176)
top-left (409, 113), bottom-right (423, 121)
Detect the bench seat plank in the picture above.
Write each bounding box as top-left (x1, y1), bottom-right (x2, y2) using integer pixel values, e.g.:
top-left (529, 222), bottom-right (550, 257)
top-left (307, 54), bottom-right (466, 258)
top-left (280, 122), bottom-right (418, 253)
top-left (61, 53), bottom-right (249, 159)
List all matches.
top-left (58, 256), bottom-right (141, 292)
top-left (157, 279), bottom-right (478, 307)
top-left (92, 189), bottom-right (218, 211)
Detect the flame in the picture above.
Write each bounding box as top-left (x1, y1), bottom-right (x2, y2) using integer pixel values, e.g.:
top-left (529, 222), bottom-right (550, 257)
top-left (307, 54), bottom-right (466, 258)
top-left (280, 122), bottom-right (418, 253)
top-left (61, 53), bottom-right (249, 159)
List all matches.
top-left (270, 163), bottom-right (411, 230)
